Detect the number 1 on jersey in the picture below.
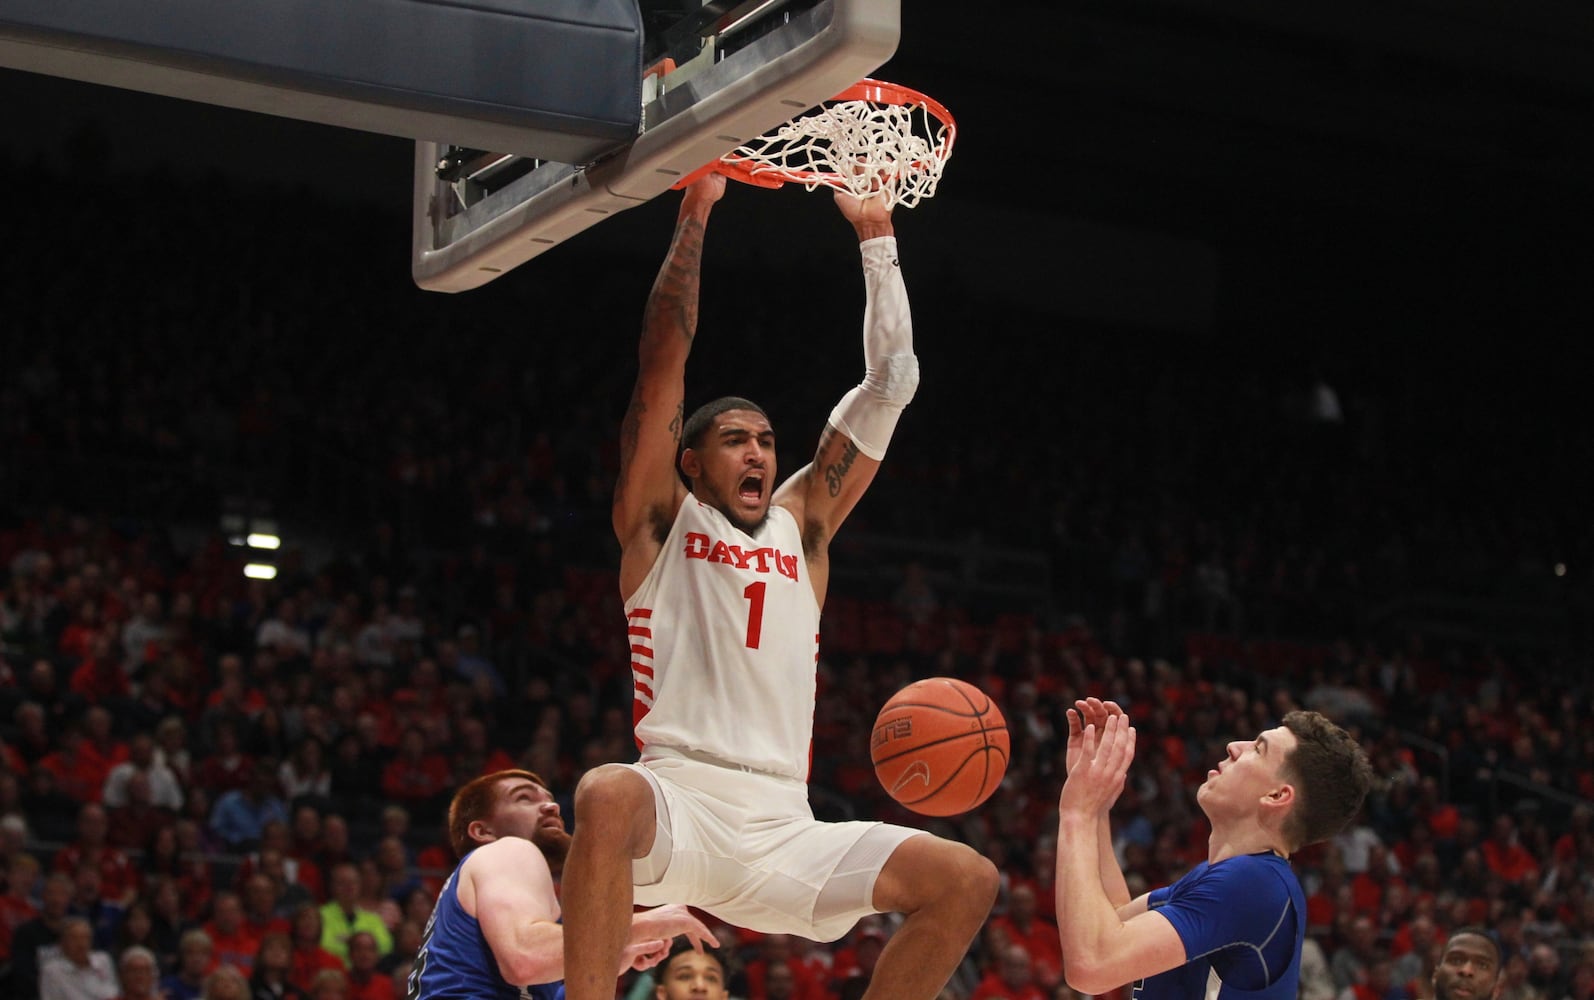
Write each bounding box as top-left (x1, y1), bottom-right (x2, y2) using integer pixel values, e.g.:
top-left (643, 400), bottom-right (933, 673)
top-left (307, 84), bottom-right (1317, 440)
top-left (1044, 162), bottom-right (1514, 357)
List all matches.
top-left (742, 581), bottom-right (766, 649)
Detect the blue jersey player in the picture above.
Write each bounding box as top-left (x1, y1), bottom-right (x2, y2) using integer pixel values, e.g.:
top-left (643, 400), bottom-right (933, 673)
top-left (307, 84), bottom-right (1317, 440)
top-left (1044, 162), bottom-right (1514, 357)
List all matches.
top-left (1055, 699), bottom-right (1373, 1000)
top-left (409, 769), bottom-right (716, 1000)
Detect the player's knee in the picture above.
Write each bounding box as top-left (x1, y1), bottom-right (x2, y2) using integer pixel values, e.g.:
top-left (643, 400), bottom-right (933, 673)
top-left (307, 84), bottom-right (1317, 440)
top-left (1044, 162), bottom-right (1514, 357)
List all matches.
top-left (916, 840), bottom-right (999, 916)
top-left (572, 765), bottom-right (653, 844)
top-left (885, 837), bottom-right (998, 918)
top-left (951, 845), bottom-right (1000, 910)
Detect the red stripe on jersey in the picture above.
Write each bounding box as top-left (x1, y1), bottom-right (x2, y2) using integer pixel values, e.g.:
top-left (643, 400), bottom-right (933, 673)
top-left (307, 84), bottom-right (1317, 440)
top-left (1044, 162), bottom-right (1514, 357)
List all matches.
top-left (630, 643), bottom-right (654, 658)
top-left (634, 680), bottom-right (654, 699)
top-left (629, 609), bottom-right (654, 753)
top-left (631, 660), bottom-right (654, 679)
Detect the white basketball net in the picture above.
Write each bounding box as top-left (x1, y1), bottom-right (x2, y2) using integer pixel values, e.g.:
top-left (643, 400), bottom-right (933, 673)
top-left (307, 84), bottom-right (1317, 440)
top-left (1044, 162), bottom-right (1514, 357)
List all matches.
top-left (721, 92), bottom-right (955, 209)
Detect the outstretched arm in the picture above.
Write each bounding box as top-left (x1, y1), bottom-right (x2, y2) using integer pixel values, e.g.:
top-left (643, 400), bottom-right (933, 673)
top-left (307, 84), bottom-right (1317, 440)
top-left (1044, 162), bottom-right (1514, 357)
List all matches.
top-left (775, 189), bottom-right (917, 600)
top-left (466, 841), bottom-right (719, 985)
top-left (1065, 699), bottom-right (1134, 910)
top-left (1055, 713), bottom-right (1185, 995)
top-left (614, 174), bottom-right (725, 599)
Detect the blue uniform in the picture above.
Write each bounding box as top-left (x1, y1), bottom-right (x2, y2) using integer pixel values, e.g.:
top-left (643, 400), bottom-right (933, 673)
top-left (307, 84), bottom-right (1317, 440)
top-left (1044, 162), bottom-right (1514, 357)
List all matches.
top-left (1134, 852), bottom-right (1306, 1000)
top-left (408, 849), bottom-right (567, 1000)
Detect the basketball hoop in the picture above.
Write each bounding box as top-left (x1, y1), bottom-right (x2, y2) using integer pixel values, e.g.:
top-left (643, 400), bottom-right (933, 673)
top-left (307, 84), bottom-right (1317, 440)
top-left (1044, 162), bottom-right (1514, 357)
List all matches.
top-left (677, 79), bottom-right (956, 208)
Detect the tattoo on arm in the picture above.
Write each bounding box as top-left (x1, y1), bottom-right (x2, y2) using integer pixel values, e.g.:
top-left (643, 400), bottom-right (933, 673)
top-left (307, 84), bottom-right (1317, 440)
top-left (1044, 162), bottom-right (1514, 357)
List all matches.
top-left (647, 215), bottom-right (706, 346)
top-left (618, 385), bottom-right (645, 487)
top-left (824, 440), bottom-right (860, 497)
top-left (669, 402), bottom-right (683, 448)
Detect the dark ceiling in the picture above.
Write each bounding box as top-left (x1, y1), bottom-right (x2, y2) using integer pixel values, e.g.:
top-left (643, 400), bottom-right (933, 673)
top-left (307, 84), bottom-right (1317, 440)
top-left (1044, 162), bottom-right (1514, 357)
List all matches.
top-left (882, 0), bottom-right (1594, 224)
top-left (2, 0), bottom-right (1591, 341)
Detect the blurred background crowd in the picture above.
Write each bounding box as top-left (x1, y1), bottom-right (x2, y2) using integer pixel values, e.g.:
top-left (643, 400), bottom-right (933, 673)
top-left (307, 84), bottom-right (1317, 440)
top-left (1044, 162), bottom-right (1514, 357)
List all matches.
top-left (1, 138), bottom-right (1591, 1000)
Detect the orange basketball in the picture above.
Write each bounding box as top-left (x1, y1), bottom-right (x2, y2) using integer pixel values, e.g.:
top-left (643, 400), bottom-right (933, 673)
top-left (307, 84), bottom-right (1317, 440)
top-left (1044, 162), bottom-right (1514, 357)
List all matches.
top-left (870, 677), bottom-right (1009, 816)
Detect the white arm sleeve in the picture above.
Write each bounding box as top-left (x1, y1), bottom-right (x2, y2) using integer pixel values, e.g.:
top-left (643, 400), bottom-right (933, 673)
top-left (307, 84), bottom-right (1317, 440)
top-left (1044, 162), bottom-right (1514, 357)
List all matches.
top-left (827, 236), bottom-right (919, 460)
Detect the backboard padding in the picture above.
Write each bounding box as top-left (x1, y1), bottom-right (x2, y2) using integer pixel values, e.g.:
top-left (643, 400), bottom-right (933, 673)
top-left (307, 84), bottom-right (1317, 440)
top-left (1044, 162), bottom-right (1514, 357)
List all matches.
top-left (0, 0), bottom-right (646, 166)
top-left (411, 0), bottom-right (900, 292)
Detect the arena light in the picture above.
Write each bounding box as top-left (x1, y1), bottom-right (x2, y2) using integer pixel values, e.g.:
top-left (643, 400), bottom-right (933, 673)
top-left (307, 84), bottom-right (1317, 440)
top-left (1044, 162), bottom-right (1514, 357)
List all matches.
top-left (244, 563), bottom-right (278, 580)
top-left (247, 533), bottom-right (282, 550)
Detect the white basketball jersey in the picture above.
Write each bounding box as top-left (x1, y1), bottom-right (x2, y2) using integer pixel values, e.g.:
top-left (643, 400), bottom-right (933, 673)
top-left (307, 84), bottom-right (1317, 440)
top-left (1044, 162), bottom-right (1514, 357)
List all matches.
top-left (625, 494), bottom-right (820, 780)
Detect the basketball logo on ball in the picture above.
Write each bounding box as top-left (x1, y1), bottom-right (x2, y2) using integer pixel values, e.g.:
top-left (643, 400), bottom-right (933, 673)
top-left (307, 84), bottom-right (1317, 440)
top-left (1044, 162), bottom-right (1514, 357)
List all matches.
top-left (871, 677), bottom-right (1009, 816)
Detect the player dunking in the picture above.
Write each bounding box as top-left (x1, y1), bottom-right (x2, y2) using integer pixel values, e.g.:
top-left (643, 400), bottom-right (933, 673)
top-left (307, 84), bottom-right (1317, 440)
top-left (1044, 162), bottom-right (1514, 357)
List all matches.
top-left (561, 173), bottom-right (998, 1000)
top-left (407, 770), bottom-right (714, 1000)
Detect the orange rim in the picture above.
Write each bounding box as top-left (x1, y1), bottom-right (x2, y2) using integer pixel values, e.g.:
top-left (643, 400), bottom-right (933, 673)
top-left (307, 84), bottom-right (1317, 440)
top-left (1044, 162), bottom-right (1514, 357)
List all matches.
top-left (672, 78), bottom-right (956, 191)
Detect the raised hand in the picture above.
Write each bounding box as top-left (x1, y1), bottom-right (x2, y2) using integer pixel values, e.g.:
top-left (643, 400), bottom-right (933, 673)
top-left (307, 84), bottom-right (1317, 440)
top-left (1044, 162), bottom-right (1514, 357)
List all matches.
top-left (833, 165), bottom-right (894, 240)
top-left (621, 938), bottom-right (671, 973)
top-left (1059, 712), bottom-right (1136, 819)
top-left (682, 170), bottom-right (727, 209)
top-left (633, 902), bottom-right (720, 953)
top-left (1065, 698), bottom-right (1126, 776)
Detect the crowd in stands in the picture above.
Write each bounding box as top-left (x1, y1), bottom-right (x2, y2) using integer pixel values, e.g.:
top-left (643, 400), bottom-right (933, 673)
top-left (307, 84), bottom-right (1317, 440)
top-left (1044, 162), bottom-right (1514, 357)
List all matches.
top-left (2, 149), bottom-right (1593, 1000)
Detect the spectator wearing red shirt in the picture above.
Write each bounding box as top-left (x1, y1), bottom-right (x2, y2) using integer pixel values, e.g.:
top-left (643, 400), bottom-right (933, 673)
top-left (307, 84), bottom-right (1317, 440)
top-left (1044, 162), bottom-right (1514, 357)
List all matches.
top-left (242, 871), bottom-right (294, 939)
top-left (288, 903), bottom-right (346, 992)
top-left (1342, 954), bottom-right (1415, 1000)
top-left (833, 925), bottom-right (887, 1000)
top-left (80, 705), bottom-right (130, 777)
top-left (105, 771), bottom-right (178, 852)
top-left (970, 944), bottom-right (1047, 1000)
top-left (290, 803), bottom-right (326, 864)
top-left (69, 633), bottom-right (131, 705)
top-left (1349, 842), bottom-right (1404, 917)
top-left (192, 721), bottom-right (256, 798)
top-left (1414, 777), bottom-right (1460, 851)
top-left (379, 728), bottom-right (450, 811)
top-left (312, 814), bottom-right (357, 882)
top-left (1307, 854), bottom-right (1349, 937)
top-left (1481, 814), bottom-right (1539, 885)
top-left (746, 934), bottom-right (823, 1000)
top-left (40, 725), bottom-right (114, 804)
top-left (10, 698), bottom-right (56, 766)
top-left (204, 890), bottom-right (264, 977)
top-left (987, 883), bottom-right (1062, 990)
top-left (56, 599), bottom-right (103, 661)
top-left (166, 819), bottom-right (218, 922)
top-left (53, 801), bottom-right (140, 906)
top-left (1551, 804), bottom-right (1591, 864)
top-left (345, 930), bottom-right (395, 1000)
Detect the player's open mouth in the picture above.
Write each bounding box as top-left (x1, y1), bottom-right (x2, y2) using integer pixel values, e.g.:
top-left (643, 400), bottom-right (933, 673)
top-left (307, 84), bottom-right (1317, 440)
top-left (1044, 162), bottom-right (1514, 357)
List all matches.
top-left (738, 474), bottom-right (763, 501)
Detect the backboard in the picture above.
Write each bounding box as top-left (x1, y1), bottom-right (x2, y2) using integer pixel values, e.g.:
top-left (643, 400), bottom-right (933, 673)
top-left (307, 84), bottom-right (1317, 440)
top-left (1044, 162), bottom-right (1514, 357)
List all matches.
top-left (410, 0), bottom-right (901, 293)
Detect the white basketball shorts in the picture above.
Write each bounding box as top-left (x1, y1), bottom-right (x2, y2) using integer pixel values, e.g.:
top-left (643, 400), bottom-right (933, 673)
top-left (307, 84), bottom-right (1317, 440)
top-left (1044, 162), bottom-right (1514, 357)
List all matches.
top-left (627, 746), bottom-right (924, 941)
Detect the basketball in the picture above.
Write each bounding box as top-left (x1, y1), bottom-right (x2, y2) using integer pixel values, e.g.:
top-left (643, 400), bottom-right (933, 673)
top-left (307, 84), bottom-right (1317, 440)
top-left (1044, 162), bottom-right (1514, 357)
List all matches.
top-left (870, 677), bottom-right (1009, 816)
